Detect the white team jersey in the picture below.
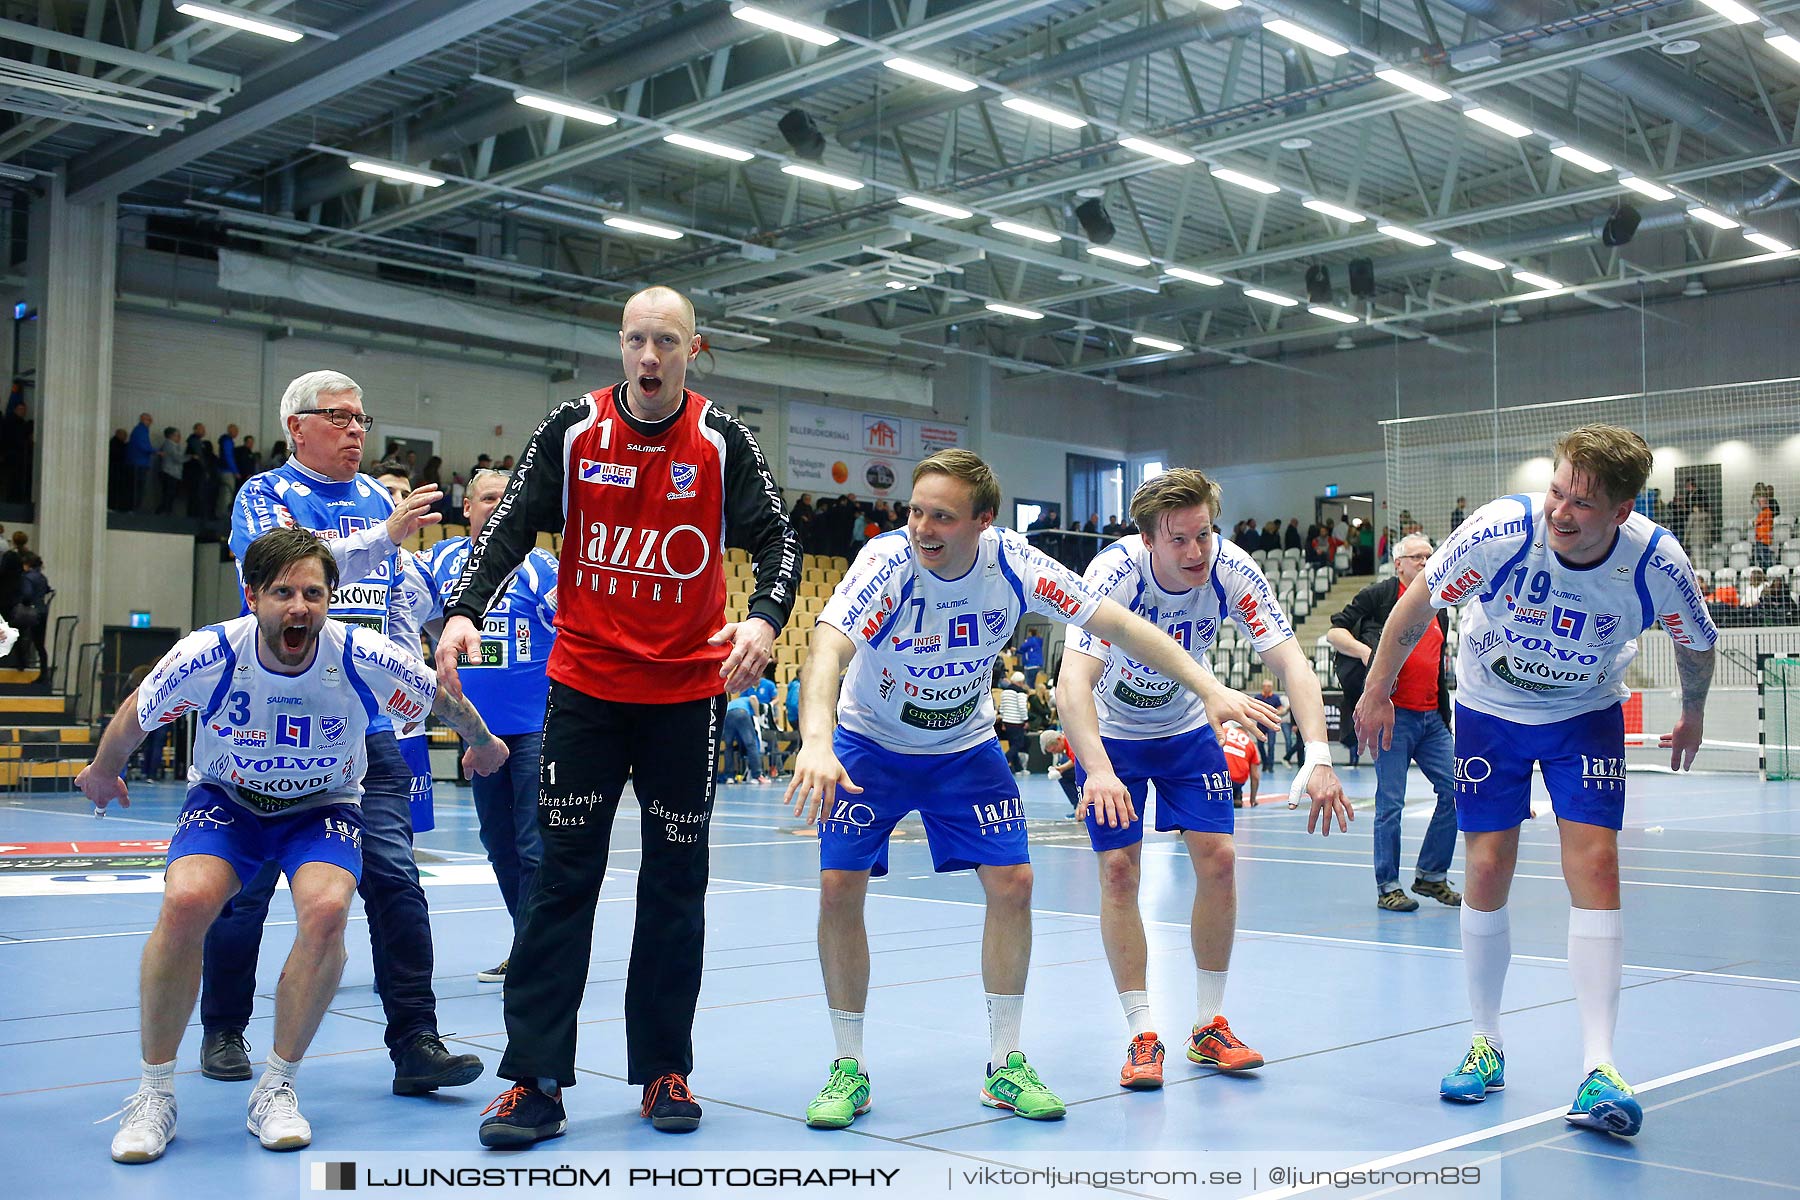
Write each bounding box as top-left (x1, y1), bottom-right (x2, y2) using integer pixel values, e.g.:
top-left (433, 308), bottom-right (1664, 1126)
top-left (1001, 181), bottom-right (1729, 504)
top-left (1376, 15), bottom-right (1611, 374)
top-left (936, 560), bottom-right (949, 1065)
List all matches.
top-left (136, 615), bottom-right (439, 816)
top-left (820, 528), bottom-right (1104, 753)
top-left (1424, 492), bottom-right (1717, 723)
top-left (1070, 535), bottom-right (1294, 740)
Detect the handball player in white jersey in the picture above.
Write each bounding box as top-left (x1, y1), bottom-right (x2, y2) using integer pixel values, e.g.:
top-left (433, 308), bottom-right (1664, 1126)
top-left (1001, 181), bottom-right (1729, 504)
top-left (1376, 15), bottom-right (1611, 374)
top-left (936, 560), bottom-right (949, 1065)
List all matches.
top-left (786, 450), bottom-right (1280, 1130)
top-left (1355, 425), bottom-right (1716, 1137)
top-left (78, 529), bottom-right (507, 1164)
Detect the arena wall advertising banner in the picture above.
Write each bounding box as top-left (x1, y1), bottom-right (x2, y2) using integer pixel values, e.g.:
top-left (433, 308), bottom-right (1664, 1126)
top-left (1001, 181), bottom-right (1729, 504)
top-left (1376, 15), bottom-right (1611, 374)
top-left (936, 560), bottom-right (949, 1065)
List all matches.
top-left (784, 401), bottom-right (965, 499)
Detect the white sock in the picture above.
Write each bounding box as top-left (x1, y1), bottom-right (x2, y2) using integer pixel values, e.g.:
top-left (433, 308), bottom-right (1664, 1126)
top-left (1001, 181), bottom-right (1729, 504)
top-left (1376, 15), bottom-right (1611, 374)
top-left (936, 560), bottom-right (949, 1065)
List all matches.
top-left (986, 993), bottom-right (1025, 1067)
top-left (254, 1049), bottom-right (299, 1095)
top-left (829, 1008), bottom-right (866, 1064)
top-left (1195, 969), bottom-right (1229, 1026)
top-left (1118, 990), bottom-right (1154, 1037)
top-left (1567, 906), bottom-right (1624, 1073)
top-left (536, 1076), bottom-right (561, 1097)
top-left (1461, 903), bottom-right (1511, 1053)
top-left (140, 1058), bottom-right (175, 1095)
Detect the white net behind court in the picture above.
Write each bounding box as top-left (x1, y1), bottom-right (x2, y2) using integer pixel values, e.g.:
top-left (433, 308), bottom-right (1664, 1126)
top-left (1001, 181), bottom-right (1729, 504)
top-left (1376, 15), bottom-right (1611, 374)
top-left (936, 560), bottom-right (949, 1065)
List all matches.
top-left (1382, 378), bottom-right (1800, 774)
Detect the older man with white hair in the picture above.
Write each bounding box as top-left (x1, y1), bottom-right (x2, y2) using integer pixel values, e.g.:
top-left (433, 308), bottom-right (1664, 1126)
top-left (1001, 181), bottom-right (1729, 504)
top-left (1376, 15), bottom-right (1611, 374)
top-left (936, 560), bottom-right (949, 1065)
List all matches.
top-left (1327, 532), bottom-right (1461, 911)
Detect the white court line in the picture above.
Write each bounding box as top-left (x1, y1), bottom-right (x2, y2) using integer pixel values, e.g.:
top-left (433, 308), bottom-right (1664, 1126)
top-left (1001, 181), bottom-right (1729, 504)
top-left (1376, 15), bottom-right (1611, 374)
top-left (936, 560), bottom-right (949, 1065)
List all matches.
top-left (695, 872), bottom-right (1800, 988)
top-left (1243, 1036), bottom-right (1800, 1199)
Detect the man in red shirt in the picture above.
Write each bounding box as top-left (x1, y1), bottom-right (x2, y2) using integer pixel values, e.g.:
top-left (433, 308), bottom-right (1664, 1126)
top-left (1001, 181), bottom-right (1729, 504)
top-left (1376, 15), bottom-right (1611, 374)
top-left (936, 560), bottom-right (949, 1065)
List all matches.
top-left (1220, 721), bottom-right (1261, 808)
top-left (1327, 533), bottom-right (1460, 911)
top-left (439, 285), bottom-right (800, 1147)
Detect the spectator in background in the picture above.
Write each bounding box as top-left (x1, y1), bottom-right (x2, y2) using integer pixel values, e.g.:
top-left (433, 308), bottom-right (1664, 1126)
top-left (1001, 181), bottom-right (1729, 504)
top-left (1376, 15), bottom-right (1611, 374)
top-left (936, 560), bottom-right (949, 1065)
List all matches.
top-left (469, 453), bottom-right (493, 482)
top-left (219, 424), bottom-right (242, 499)
top-left (1026, 676), bottom-right (1055, 734)
top-left (1, 399), bottom-right (31, 503)
top-left (269, 439), bottom-right (289, 468)
top-left (1084, 514), bottom-right (1100, 534)
top-left (1326, 520), bottom-right (1345, 562)
top-left (182, 424), bottom-right (206, 517)
top-left (995, 671), bottom-right (1031, 773)
top-left (0, 531), bottom-right (25, 654)
top-left (1753, 484), bottom-right (1778, 568)
top-left (1235, 519), bottom-right (1258, 551)
top-left (128, 412), bottom-right (156, 511)
top-left (1757, 576), bottom-right (1800, 624)
top-left (238, 435), bottom-right (261, 479)
top-left (109, 428), bottom-right (134, 511)
top-left (499, 454), bottom-right (514, 471)
top-left (1706, 570), bottom-right (1739, 607)
top-left (1450, 497), bottom-right (1468, 532)
top-left (14, 552), bottom-right (49, 671)
top-left (1741, 566), bottom-right (1767, 608)
top-left (1103, 515), bottom-right (1125, 537)
top-left (1043, 729), bottom-right (1080, 815)
top-left (1019, 628), bottom-right (1044, 687)
top-left (156, 426), bottom-right (183, 514)
top-left (1254, 675), bottom-right (1290, 770)
top-left (1285, 518), bottom-right (1302, 552)
top-left (1221, 721), bottom-right (1260, 808)
top-left (1305, 524), bottom-right (1326, 566)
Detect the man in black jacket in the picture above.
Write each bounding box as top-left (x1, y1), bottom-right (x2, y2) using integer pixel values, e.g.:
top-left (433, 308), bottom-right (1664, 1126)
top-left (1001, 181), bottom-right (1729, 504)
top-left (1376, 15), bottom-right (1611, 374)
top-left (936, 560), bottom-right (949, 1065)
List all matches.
top-left (1326, 533), bottom-right (1461, 912)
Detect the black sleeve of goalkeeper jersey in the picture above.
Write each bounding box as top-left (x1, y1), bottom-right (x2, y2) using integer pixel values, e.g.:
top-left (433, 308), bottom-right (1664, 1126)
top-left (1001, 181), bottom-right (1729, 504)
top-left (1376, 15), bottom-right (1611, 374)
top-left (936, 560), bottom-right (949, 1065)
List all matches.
top-left (708, 406), bottom-right (800, 632)
top-left (445, 396), bottom-right (586, 624)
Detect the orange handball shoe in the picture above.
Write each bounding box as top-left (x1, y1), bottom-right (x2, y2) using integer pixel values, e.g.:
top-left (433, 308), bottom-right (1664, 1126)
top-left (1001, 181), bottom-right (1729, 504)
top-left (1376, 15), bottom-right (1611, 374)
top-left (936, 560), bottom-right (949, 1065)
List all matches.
top-left (1186, 1016), bottom-right (1265, 1072)
top-left (1119, 1032), bottom-right (1166, 1090)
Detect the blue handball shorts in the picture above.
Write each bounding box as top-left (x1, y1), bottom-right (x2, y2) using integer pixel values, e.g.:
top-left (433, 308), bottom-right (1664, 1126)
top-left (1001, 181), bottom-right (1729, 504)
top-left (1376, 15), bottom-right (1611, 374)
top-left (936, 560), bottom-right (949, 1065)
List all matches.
top-left (166, 784), bottom-right (364, 885)
top-left (819, 727), bottom-right (1028, 878)
top-left (1075, 724), bottom-right (1236, 851)
top-left (1452, 702), bottom-right (1627, 832)
top-left (397, 732), bottom-right (435, 834)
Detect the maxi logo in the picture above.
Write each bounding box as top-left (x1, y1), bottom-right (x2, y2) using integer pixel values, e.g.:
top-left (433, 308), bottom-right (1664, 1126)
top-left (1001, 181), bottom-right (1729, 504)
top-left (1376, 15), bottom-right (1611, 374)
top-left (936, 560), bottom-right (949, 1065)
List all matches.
top-left (1551, 605), bottom-right (1588, 641)
top-left (1033, 575), bottom-right (1084, 619)
top-left (578, 522), bottom-right (712, 582)
top-left (861, 594), bottom-right (896, 643)
top-left (157, 700), bottom-right (196, 725)
top-left (1438, 568), bottom-right (1485, 604)
top-left (387, 688), bottom-right (426, 723)
top-left (1660, 611), bottom-right (1691, 644)
top-left (1234, 592), bottom-right (1268, 639)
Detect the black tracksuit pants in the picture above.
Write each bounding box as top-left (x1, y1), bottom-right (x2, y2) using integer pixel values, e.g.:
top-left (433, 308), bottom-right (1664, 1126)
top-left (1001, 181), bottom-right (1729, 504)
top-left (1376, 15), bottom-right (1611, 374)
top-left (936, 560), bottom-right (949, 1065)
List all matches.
top-left (497, 681), bottom-right (725, 1088)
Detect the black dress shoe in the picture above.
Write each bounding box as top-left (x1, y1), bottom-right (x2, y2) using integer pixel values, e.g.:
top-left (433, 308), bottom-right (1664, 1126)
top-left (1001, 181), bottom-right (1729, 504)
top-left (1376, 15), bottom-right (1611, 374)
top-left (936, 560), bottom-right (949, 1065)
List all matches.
top-left (393, 1032), bottom-right (485, 1095)
top-left (200, 1028), bottom-right (252, 1081)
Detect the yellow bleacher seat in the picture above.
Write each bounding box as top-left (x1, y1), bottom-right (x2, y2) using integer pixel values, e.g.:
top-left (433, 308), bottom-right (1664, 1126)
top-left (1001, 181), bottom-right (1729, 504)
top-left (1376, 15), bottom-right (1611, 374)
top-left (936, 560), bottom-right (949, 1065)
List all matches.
top-left (726, 547), bottom-right (750, 564)
top-left (830, 556), bottom-right (848, 571)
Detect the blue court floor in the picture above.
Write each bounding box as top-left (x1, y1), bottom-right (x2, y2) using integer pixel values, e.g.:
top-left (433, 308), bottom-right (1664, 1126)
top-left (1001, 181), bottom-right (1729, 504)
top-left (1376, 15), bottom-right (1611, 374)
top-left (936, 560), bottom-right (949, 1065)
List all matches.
top-left (2, 760), bottom-right (1796, 1198)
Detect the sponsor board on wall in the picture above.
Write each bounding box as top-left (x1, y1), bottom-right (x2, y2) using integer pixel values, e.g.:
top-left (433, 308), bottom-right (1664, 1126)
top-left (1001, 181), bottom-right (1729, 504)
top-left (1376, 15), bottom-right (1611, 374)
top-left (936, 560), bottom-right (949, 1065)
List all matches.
top-left (783, 401), bottom-right (966, 498)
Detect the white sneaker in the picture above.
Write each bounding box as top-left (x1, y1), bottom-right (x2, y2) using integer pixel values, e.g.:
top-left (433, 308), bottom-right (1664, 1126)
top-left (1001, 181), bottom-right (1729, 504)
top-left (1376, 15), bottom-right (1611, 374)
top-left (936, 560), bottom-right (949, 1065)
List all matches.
top-left (247, 1082), bottom-right (312, 1151)
top-left (109, 1087), bottom-right (177, 1163)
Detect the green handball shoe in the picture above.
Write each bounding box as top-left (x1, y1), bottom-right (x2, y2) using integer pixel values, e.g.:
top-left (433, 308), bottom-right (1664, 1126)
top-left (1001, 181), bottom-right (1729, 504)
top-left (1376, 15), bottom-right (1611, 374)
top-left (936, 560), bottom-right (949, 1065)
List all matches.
top-left (981, 1051), bottom-right (1066, 1120)
top-left (805, 1057), bottom-right (872, 1129)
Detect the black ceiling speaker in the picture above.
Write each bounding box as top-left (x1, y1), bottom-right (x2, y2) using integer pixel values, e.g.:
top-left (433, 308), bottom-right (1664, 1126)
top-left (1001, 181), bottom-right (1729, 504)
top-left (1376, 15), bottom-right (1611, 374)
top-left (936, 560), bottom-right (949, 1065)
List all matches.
top-left (1074, 197), bottom-right (1116, 245)
top-left (778, 109), bottom-right (827, 161)
top-left (1305, 264), bottom-right (1333, 303)
top-left (1348, 257), bottom-right (1376, 298)
top-left (1602, 201), bottom-right (1642, 247)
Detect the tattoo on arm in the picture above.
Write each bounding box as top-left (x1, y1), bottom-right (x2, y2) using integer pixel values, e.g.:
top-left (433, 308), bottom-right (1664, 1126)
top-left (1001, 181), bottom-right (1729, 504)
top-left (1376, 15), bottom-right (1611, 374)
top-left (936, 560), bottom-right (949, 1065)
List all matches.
top-left (431, 686), bottom-right (493, 745)
top-left (1674, 645), bottom-right (1715, 710)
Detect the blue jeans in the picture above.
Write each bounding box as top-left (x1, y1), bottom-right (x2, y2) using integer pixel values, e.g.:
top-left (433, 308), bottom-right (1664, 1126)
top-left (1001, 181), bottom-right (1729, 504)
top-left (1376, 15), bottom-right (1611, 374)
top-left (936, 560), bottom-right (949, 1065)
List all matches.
top-left (720, 708), bottom-right (761, 778)
top-left (1372, 707), bottom-right (1460, 894)
top-left (470, 730), bottom-right (545, 926)
top-left (201, 729), bottom-right (438, 1058)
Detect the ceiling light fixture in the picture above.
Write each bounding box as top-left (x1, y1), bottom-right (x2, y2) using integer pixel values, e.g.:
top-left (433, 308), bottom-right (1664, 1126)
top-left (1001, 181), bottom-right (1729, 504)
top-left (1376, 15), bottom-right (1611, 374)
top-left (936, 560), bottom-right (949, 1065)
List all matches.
top-left (1261, 18), bottom-right (1349, 56)
top-left (1550, 144), bottom-right (1613, 173)
top-left (1463, 107), bottom-right (1532, 138)
top-left (1451, 249), bottom-right (1507, 270)
top-left (1211, 166), bottom-right (1280, 194)
top-left (1086, 245), bottom-right (1152, 267)
top-left (1745, 231), bottom-right (1793, 253)
top-left (1000, 97), bottom-right (1088, 129)
top-left (884, 57), bottom-right (979, 92)
top-left (514, 93), bottom-right (617, 126)
top-left (1377, 223), bottom-right (1436, 246)
top-left (991, 219), bottom-right (1061, 243)
top-left (349, 159), bottom-right (445, 187)
top-left (603, 216), bottom-right (684, 240)
top-left (1308, 305), bottom-right (1359, 323)
top-left (897, 195), bottom-right (973, 219)
top-left (1618, 176), bottom-right (1675, 201)
top-left (1688, 206), bottom-right (1739, 229)
top-left (730, 4), bottom-right (840, 45)
top-left (1303, 198), bottom-right (1366, 223)
top-left (1243, 287), bottom-right (1300, 306)
top-left (663, 132), bottom-right (756, 161)
top-left (1511, 287), bottom-right (1567, 302)
top-left (1694, 0), bottom-right (1760, 24)
top-left (174, 1), bottom-right (304, 41)
top-left (1118, 136), bottom-right (1195, 165)
top-left (1131, 334), bottom-right (1184, 352)
top-left (1512, 269), bottom-right (1562, 290)
top-left (1374, 68), bottom-right (1452, 101)
top-left (781, 163), bottom-right (864, 190)
top-left (986, 302), bottom-right (1046, 319)
top-left (1766, 32), bottom-right (1800, 62)
top-left (1165, 266), bottom-right (1224, 286)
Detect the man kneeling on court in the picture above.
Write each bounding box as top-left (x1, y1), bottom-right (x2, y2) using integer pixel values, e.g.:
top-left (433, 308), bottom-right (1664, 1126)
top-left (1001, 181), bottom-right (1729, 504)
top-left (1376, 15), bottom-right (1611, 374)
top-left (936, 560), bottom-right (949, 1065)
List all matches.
top-left (786, 450), bottom-right (1279, 1129)
top-left (79, 528), bottom-right (508, 1163)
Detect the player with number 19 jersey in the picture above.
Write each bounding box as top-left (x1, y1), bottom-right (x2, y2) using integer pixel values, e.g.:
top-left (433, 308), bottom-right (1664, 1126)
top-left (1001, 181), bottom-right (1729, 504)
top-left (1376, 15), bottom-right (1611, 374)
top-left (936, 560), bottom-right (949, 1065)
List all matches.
top-left (1424, 493), bottom-right (1717, 725)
